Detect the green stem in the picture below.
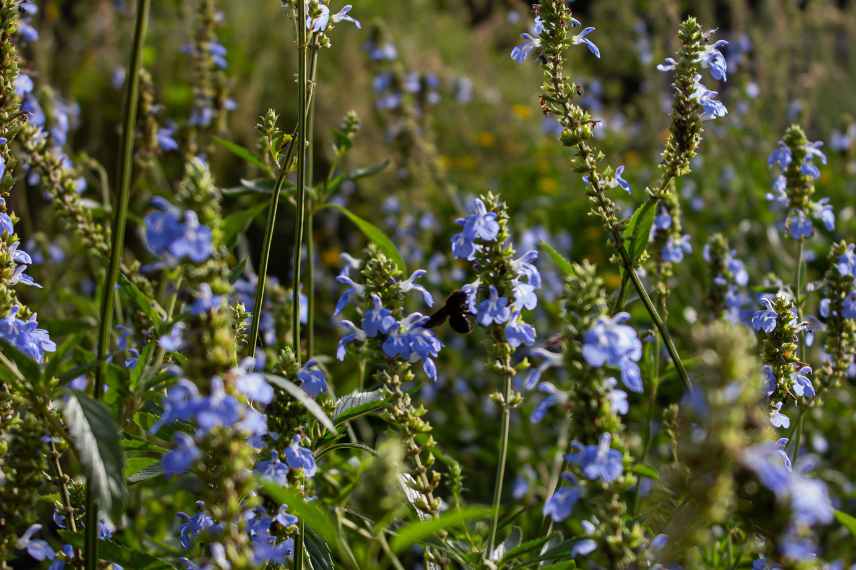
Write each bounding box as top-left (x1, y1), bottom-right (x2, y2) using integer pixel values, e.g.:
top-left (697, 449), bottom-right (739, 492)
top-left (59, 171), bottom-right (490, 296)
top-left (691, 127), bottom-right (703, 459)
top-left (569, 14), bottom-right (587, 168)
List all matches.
top-left (86, 0), bottom-right (150, 567)
top-left (305, 49), bottom-right (318, 358)
top-left (632, 333), bottom-right (661, 515)
top-left (487, 367), bottom-right (513, 557)
top-left (619, 243), bottom-right (692, 391)
top-left (293, 5), bottom-right (308, 569)
top-left (791, 238), bottom-right (807, 462)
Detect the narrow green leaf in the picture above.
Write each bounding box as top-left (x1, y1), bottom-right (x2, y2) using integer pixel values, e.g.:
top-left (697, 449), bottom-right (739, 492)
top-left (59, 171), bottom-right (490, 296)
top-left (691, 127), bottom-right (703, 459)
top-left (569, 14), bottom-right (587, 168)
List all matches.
top-left (835, 509), bottom-right (856, 536)
top-left (391, 507), bottom-right (492, 553)
top-left (326, 160), bottom-right (390, 194)
top-left (222, 202), bottom-right (269, 247)
top-left (266, 375), bottom-right (336, 434)
top-left (214, 136), bottom-right (269, 172)
top-left (129, 342), bottom-right (155, 392)
top-left (622, 198), bottom-right (657, 264)
top-left (316, 442), bottom-right (377, 459)
top-left (327, 204), bottom-right (405, 271)
top-left (258, 479), bottom-right (339, 546)
top-left (539, 240), bottom-right (573, 276)
top-left (631, 463), bottom-right (660, 480)
top-left (304, 526), bottom-right (334, 570)
top-left (63, 391), bottom-right (127, 522)
top-left (333, 390), bottom-right (386, 424)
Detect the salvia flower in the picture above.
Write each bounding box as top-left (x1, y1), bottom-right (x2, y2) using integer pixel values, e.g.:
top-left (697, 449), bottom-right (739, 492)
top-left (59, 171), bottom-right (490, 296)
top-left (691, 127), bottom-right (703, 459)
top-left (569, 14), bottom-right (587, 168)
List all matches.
top-left (144, 197), bottom-right (213, 264)
top-left (581, 313), bottom-right (644, 393)
top-left (567, 433), bottom-right (624, 482)
top-left (510, 16), bottom-right (544, 63)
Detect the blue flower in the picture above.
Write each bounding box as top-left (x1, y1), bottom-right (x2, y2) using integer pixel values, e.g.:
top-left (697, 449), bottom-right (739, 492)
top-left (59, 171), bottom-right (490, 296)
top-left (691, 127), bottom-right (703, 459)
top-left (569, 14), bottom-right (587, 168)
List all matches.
top-left (654, 210), bottom-right (672, 231)
top-left (770, 401), bottom-right (790, 429)
top-left (159, 322), bottom-right (185, 352)
top-left (510, 17), bottom-right (543, 63)
top-left (612, 165), bottom-right (631, 193)
top-left (572, 26), bottom-right (601, 58)
top-left (843, 292), bottom-right (856, 319)
top-left (605, 377), bottom-right (629, 415)
top-left (768, 142), bottom-right (792, 168)
top-left (362, 294), bottom-right (397, 337)
top-left (150, 379), bottom-right (201, 433)
top-left (236, 368), bottom-right (274, 405)
top-left (512, 250), bottom-right (541, 288)
top-left (692, 78), bottom-right (728, 120)
top-left (700, 39), bottom-right (729, 81)
top-left (336, 319), bottom-right (366, 361)
top-left (332, 5), bottom-right (361, 29)
top-left (531, 382), bottom-right (563, 423)
top-left (543, 479), bottom-right (581, 522)
top-left (0, 306), bottom-right (56, 363)
top-left (189, 283), bottom-right (224, 315)
top-left (835, 244), bottom-right (856, 277)
top-left (144, 198), bottom-right (213, 264)
top-left (255, 450), bottom-right (290, 486)
top-left (285, 435), bottom-right (317, 477)
top-left (505, 313), bottom-right (536, 348)
top-left (334, 265), bottom-right (364, 315)
top-left (451, 198), bottom-right (500, 260)
top-left (195, 377), bottom-right (242, 433)
top-left (177, 501), bottom-right (218, 550)
top-left (158, 126), bottom-right (179, 152)
top-left (399, 270), bottom-right (434, 307)
top-left (811, 198), bottom-right (835, 231)
top-left (662, 234), bottom-right (692, 263)
top-left (163, 432), bottom-right (200, 476)
top-left (307, 4), bottom-right (330, 32)
top-left (783, 209), bottom-right (813, 239)
top-left (477, 285), bottom-right (511, 326)
top-left (791, 366), bottom-right (815, 399)
top-left (567, 433), bottom-right (623, 482)
top-left (751, 298), bottom-right (778, 333)
top-left (297, 359), bottom-right (327, 398)
top-left (582, 313), bottom-right (643, 393)
top-left (511, 280), bottom-right (538, 312)
top-left (656, 57), bottom-right (677, 72)
top-left (16, 524), bottom-right (54, 561)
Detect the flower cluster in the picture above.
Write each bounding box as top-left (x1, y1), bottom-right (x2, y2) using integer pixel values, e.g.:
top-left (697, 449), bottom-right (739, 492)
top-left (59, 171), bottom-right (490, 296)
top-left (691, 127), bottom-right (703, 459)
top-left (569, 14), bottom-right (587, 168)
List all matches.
top-left (766, 125), bottom-right (833, 239)
top-left (511, 15), bottom-right (600, 64)
top-left (144, 197), bottom-right (214, 265)
top-left (704, 233), bottom-right (750, 322)
top-left (817, 242), bottom-right (856, 389)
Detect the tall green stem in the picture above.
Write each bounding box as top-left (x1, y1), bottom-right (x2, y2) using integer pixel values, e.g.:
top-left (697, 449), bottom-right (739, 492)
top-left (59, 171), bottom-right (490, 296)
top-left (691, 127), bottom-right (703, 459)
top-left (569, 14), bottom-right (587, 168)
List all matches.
top-left (305, 49), bottom-right (318, 358)
top-left (292, 5), bottom-right (308, 569)
top-left (791, 238), bottom-right (807, 461)
top-left (488, 367), bottom-right (513, 556)
top-left (86, 0), bottom-right (150, 567)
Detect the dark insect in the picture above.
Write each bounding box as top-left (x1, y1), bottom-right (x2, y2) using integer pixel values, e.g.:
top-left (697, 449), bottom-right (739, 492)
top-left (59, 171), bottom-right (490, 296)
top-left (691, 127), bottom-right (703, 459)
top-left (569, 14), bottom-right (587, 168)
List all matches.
top-left (424, 289), bottom-right (473, 334)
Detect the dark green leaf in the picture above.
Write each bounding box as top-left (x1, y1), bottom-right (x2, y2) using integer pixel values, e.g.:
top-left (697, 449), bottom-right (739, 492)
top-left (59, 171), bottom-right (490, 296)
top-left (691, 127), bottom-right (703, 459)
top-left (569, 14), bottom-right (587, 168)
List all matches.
top-left (222, 202), bottom-right (269, 247)
top-left (316, 442), bottom-right (377, 459)
top-left (258, 479), bottom-right (339, 546)
top-left (214, 137), bottom-right (269, 172)
top-left (266, 375), bottom-right (336, 434)
top-left (327, 204), bottom-right (405, 271)
top-left (127, 460), bottom-right (162, 485)
top-left (305, 526), bottom-right (335, 570)
top-left (391, 507), bottom-right (492, 553)
top-left (539, 240), bottom-right (573, 276)
top-left (63, 391), bottom-right (127, 522)
top-left (622, 198), bottom-right (656, 265)
top-left (333, 390), bottom-right (386, 424)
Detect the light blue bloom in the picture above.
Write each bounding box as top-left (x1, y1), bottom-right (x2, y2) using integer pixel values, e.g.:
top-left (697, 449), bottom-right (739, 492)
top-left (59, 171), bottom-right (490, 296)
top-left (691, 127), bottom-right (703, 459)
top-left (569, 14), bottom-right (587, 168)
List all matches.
top-left (785, 209), bottom-right (814, 239)
top-left (612, 165), bottom-right (631, 193)
top-left (162, 432), bottom-right (200, 476)
top-left (285, 435), bottom-right (317, 477)
top-left (582, 313), bottom-right (643, 393)
top-left (189, 283), bottom-right (224, 315)
top-left (791, 366), bottom-right (815, 398)
top-left (399, 269), bottom-right (434, 307)
top-left (334, 265), bottom-right (364, 315)
top-left (297, 359), bottom-right (327, 398)
top-left (336, 319), bottom-right (366, 361)
top-left (751, 297), bottom-right (778, 333)
top-left (16, 524), bottom-right (54, 561)
top-left (159, 322), bottom-right (185, 352)
top-left (572, 26), bottom-right (600, 58)
top-left (505, 313), bottom-right (536, 348)
top-left (0, 306), bottom-right (56, 363)
top-left (567, 433), bottom-right (623, 482)
top-left (477, 285), bottom-right (511, 326)
top-left (362, 294), bottom-right (396, 337)
top-left (510, 17), bottom-right (543, 63)
top-left (255, 450), bottom-right (290, 486)
top-left (543, 479), bottom-right (581, 522)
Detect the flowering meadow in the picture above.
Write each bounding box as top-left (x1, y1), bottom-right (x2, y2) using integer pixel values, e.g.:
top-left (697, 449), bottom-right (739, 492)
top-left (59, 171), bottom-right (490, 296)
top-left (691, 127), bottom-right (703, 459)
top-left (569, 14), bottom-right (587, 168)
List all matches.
top-left (2, 0), bottom-right (856, 568)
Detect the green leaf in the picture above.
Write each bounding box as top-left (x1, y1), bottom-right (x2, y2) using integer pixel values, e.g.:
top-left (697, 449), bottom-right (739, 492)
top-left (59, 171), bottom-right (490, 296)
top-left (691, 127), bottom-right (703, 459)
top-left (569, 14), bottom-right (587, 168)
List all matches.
top-left (222, 202), bottom-right (269, 247)
top-left (127, 460), bottom-right (162, 485)
top-left (63, 391), bottom-right (127, 522)
top-left (391, 506), bottom-right (492, 553)
top-left (223, 178), bottom-right (295, 196)
top-left (266, 375), bottom-right (336, 434)
top-left (835, 509), bottom-right (856, 536)
top-left (304, 526), bottom-right (335, 570)
top-left (214, 136), bottom-right (269, 172)
top-left (258, 479), bottom-right (339, 546)
top-left (0, 338), bottom-right (42, 385)
top-left (539, 240), bottom-right (573, 277)
top-left (118, 273), bottom-right (164, 326)
top-left (327, 204), bottom-right (405, 271)
top-left (631, 463), bottom-right (660, 480)
top-left (327, 160), bottom-right (390, 194)
top-left (333, 390), bottom-right (386, 424)
top-left (622, 198), bottom-right (657, 265)
top-left (129, 342), bottom-right (155, 392)
top-left (316, 442), bottom-right (377, 459)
